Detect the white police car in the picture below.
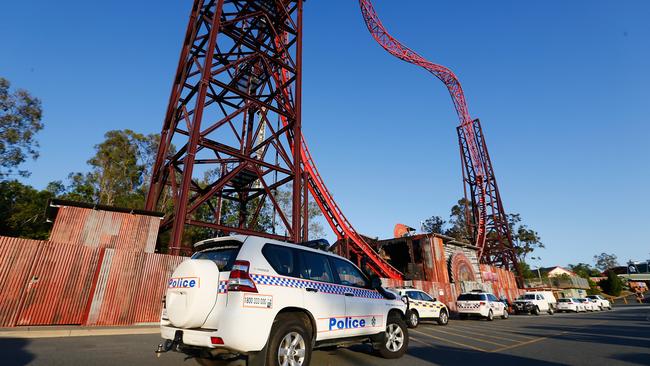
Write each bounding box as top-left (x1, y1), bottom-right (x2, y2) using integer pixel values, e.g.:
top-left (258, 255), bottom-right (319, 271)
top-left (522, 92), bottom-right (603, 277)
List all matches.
top-left (390, 287), bottom-right (449, 328)
top-left (456, 291), bottom-right (509, 321)
top-left (586, 295), bottom-right (612, 310)
top-left (157, 235), bottom-right (409, 366)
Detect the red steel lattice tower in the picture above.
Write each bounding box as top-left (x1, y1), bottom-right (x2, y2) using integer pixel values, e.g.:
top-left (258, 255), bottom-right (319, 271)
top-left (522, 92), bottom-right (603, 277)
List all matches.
top-left (146, 0), bottom-right (306, 254)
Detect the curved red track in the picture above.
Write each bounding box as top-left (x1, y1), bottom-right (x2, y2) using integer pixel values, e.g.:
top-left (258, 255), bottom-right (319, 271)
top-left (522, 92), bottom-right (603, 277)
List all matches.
top-left (358, 0), bottom-right (489, 251)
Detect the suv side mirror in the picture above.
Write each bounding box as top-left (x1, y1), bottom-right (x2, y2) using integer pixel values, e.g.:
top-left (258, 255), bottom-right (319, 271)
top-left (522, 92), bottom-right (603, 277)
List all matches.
top-left (432, 297), bottom-right (437, 302)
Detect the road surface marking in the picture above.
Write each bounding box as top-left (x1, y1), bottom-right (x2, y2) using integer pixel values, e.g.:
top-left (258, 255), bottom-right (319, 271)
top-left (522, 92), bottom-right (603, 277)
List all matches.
top-left (420, 326), bottom-right (509, 347)
top-left (411, 329), bottom-right (488, 352)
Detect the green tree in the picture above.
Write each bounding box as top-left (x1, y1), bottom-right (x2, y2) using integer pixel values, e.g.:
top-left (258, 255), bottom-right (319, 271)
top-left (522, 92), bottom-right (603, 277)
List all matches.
top-left (598, 270), bottom-right (623, 296)
top-left (594, 252), bottom-right (619, 272)
top-left (568, 263), bottom-right (601, 279)
top-left (444, 198), bottom-right (472, 242)
top-left (274, 188), bottom-right (325, 240)
top-left (0, 180), bottom-right (54, 239)
top-left (63, 130), bottom-right (161, 209)
top-left (422, 215), bottom-right (445, 234)
top-left (0, 77), bottom-right (43, 178)
top-left (507, 213), bottom-right (544, 263)
top-left (518, 261), bottom-right (536, 279)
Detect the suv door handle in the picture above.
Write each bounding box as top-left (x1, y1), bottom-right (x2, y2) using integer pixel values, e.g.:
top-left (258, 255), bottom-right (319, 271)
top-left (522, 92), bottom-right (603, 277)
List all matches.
top-left (305, 287), bottom-right (318, 293)
top-left (344, 292), bottom-right (354, 297)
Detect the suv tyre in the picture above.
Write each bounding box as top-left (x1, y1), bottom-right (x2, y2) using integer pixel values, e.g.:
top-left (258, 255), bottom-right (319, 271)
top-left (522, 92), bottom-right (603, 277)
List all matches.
top-left (486, 310), bottom-right (494, 321)
top-left (548, 307), bottom-right (554, 315)
top-left (532, 306), bottom-right (540, 316)
top-left (377, 314), bottom-right (409, 359)
top-left (502, 309), bottom-right (509, 319)
top-left (406, 310), bottom-right (419, 328)
top-left (437, 310), bottom-right (449, 326)
top-left (266, 314), bottom-right (312, 366)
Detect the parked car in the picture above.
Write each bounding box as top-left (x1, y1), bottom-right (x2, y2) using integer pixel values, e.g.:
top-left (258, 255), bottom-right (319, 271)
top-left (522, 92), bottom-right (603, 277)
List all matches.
top-left (157, 235), bottom-right (410, 365)
top-left (513, 292), bottom-right (555, 315)
top-left (576, 298), bottom-right (597, 311)
top-left (586, 295), bottom-right (612, 310)
top-left (391, 287), bottom-right (449, 328)
top-left (556, 298), bottom-right (584, 313)
top-left (456, 291), bottom-right (509, 321)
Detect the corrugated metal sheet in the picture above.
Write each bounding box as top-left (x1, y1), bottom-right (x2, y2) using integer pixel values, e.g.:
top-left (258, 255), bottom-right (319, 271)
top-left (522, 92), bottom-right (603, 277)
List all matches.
top-left (480, 264), bottom-right (522, 302)
top-left (87, 251), bottom-right (185, 325)
top-left (16, 242), bottom-right (101, 325)
top-left (133, 253), bottom-right (185, 323)
top-left (85, 249), bottom-right (115, 325)
top-left (88, 250), bottom-right (146, 325)
top-left (0, 236), bottom-right (43, 327)
top-left (50, 206), bottom-right (160, 253)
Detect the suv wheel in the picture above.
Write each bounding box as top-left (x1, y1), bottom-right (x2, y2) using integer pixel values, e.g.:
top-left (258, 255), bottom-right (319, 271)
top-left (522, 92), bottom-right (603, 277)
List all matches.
top-left (377, 314), bottom-right (409, 359)
top-left (548, 307), bottom-right (554, 315)
top-left (437, 310), bottom-right (449, 326)
top-left (502, 309), bottom-right (509, 319)
top-left (486, 310), bottom-right (494, 321)
top-left (266, 314), bottom-right (312, 366)
top-left (532, 306), bottom-right (540, 316)
top-left (407, 310), bottom-right (419, 328)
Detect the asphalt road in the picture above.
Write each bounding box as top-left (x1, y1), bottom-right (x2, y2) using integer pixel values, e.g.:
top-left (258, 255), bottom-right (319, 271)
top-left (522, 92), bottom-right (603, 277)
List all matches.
top-left (1, 305), bottom-right (648, 366)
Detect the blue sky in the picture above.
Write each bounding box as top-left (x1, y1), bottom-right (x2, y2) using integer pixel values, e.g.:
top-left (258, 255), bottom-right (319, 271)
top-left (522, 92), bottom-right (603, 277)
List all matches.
top-left (2, 1), bottom-right (649, 268)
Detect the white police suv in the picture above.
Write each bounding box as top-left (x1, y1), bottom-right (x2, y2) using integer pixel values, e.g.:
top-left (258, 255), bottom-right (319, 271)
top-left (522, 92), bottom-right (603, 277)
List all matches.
top-left (157, 235), bottom-right (409, 366)
top-left (456, 291), bottom-right (509, 321)
top-left (391, 287), bottom-right (449, 328)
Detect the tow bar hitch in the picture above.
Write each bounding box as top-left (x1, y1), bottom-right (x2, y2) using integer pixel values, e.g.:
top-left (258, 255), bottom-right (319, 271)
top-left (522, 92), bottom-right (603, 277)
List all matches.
top-left (156, 330), bottom-right (183, 357)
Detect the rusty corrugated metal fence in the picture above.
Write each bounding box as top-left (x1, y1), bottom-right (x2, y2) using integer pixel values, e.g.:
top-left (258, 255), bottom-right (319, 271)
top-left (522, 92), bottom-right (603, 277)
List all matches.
top-left (0, 236), bottom-right (182, 327)
top-left (49, 206), bottom-right (160, 253)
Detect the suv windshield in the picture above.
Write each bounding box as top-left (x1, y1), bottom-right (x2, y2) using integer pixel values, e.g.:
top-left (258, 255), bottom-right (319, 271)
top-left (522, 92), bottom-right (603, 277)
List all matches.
top-left (521, 294), bottom-right (536, 300)
top-left (457, 294), bottom-right (486, 301)
top-left (191, 244), bottom-right (241, 271)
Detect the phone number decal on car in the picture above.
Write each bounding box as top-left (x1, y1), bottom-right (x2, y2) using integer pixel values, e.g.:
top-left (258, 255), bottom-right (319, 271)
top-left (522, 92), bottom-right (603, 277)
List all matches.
top-left (243, 294), bottom-right (273, 309)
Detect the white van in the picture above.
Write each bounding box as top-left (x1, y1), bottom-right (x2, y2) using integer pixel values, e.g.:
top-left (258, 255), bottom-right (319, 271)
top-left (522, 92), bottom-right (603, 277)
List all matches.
top-left (156, 235), bottom-right (409, 365)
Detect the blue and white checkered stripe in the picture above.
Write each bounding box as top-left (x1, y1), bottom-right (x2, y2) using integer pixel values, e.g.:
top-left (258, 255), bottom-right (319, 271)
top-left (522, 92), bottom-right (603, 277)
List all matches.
top-left (218, 280), bottom-right (228, 294)
top-left (250, 274), bottom-right (383, 300)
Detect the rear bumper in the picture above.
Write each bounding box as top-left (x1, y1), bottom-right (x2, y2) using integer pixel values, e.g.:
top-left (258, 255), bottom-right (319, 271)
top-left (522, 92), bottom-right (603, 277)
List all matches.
top-left (456, 307), bottom-right (488, 316)
top-left (161, 326), bottom-right (223, 349)
top-left (557, 305), bottom-right (577, 311)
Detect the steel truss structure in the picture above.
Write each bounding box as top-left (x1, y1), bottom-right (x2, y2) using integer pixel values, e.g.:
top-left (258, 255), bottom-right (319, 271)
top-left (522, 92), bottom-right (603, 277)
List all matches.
top-left (359, 0), bottom-right (521, 278)
top-left (146, 0), bottom-right (306, 254)
top-left (146, 0), bottom-right (519, 280)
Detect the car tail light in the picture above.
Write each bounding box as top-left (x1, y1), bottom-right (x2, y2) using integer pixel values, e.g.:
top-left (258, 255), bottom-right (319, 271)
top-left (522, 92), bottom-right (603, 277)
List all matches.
top-left (479, 302), bottom-right (486, 306)
top-left (211, 337), bottom-right (224, 345)
top-left (228, 260), bottom-right (258, 293)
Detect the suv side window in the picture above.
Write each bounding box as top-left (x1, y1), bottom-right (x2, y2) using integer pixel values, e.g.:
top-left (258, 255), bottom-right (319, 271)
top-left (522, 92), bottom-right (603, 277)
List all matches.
top-left (297, 250), bottom-right (335, 283)
top-left (330, 258), bottom-right (370, 288)
top-left (487, 294), bottom-right (497, 302)
top-left (420, 292), bottom-right (434, 302)
top-left (536, 295), bottom-right (543, 300)
top-left (262, 244), bottom-right (295, 276)
top-left (406, 291), bottom-right (421, 300)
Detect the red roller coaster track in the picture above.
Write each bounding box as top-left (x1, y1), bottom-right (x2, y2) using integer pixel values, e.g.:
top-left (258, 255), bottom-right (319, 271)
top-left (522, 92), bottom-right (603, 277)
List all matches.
top-left (358, 0), bottom-right (520, 277)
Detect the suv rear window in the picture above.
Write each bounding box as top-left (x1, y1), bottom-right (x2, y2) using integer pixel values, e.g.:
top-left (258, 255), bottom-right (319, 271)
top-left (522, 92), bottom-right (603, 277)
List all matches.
top-left (457, 294), bottom-right (486, 301)
top-left (191, 244), bottom-right (241, 271)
